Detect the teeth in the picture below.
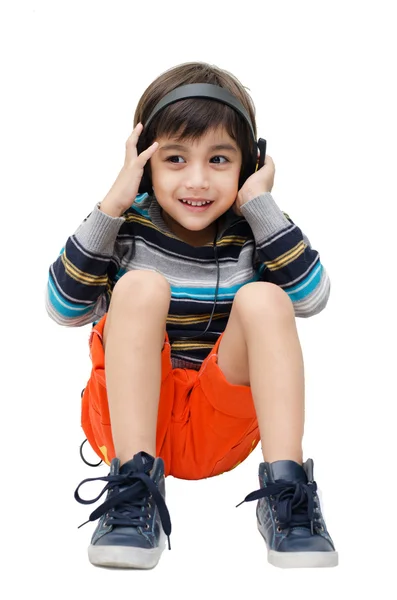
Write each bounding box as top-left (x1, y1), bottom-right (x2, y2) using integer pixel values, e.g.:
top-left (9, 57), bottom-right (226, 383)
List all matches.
top-left (181, 199), bottom-right (212, 206)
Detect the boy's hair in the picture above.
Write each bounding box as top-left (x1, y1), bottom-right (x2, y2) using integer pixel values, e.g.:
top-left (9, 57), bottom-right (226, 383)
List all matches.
top-left (134, 62), bottom-right (257, 186)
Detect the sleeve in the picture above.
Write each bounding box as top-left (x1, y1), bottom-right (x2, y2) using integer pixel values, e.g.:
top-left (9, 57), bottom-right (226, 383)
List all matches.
top-left (240, 193), bottom-right (331, 318)
top-left (45, 204), bottom-right (126, 326)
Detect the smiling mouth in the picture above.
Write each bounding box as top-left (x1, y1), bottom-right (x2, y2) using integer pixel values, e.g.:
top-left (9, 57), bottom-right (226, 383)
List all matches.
top-left (179, 199), bottom-right (214, 212)
top-left (180, 199), bottom-right (213, 206)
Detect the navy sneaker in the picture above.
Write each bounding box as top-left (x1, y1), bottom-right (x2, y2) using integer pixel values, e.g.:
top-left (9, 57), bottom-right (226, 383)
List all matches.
top-left (237, 459), bottom-right (338, 568)
top-left (74, 451), bottom-right (171, 569)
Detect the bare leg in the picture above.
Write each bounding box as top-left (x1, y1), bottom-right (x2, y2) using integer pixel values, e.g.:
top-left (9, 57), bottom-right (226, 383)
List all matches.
top-left (103, 270), bottom-right (171, 465)
top-left (217, 282), bottom-right (304, 464)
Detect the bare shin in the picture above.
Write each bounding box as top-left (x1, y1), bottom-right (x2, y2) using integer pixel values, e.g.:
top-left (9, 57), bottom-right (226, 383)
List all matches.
top-left (103, 270), bottom-right (171, 465)
top-left (223, 283), bottom-right (305, 464)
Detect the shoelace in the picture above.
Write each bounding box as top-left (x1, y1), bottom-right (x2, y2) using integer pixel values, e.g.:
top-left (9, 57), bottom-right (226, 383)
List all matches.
top-left (236, 479), bottom-right (319, 534)
top-left (74, 466), bottom-right (172, 550)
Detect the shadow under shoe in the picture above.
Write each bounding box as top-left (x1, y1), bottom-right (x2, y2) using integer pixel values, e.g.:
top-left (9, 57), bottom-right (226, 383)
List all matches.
top-left (236, 459), bottom-right (338, 568)
top-left (75, 451), bottom-right (171, 569)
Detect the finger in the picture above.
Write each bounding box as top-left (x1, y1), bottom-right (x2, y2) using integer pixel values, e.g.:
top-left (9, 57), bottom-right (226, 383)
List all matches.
top-left (126, 122), bottom-right (144, 146)
top-left (136, 141), bottom-right (159, 165)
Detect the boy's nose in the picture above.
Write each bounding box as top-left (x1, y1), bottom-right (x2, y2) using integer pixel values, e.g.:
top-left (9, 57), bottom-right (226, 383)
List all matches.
top-left (185, 164), bottom-right (210, 189)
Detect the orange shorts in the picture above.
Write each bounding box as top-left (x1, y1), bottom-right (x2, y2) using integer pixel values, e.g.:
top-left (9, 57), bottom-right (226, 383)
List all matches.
top-left (81, 314), bottom-right (260, 480)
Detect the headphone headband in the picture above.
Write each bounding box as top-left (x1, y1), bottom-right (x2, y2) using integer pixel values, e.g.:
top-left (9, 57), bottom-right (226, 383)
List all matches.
top-left (144, 83), bottom-right (256, 141)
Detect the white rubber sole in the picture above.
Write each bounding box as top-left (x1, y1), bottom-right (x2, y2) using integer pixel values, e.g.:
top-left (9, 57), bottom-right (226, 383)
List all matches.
top-left (268, 549), bottom-right (339, 568)
top-left (88, 529), bottom-right (166, 569)
top-left (259, 524), bottom-right (338, 568)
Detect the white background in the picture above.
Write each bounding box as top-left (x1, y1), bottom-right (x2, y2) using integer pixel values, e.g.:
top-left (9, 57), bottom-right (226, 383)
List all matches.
top-left (1, 0), bottom-right (396, 597)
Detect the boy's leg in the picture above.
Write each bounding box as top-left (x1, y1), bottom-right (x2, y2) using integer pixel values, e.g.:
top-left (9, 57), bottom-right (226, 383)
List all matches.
top-left (103, 270), bottom-right (171, 465)
top-left (75, 270), bottom-right (173, 569)
top-left (217, 281), bottom-right (337, 568)
top-left (217, 281), bottom-right (304, 464)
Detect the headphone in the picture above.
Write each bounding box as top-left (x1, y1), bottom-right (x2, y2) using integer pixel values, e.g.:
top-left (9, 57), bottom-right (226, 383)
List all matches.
top-left (137, 83), bottom-right (267, 340)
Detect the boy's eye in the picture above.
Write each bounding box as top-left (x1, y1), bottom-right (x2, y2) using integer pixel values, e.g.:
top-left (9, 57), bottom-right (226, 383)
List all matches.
top-left (166, 155), bottom-right (229, 164)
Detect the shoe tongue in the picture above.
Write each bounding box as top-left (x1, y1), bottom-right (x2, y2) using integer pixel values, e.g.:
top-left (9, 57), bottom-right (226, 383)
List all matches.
top-left (268, 460), bottom-right (307, 483)
top-left (119, 451), bottom-right (154, 475)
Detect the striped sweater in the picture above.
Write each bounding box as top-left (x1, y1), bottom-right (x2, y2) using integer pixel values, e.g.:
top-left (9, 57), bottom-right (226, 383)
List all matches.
top-left (46, 192), bottom-right (330, 369)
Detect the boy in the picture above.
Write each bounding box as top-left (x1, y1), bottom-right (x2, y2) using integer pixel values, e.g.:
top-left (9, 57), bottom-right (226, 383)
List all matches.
top-left (47, 61), bottom-right (338, 569)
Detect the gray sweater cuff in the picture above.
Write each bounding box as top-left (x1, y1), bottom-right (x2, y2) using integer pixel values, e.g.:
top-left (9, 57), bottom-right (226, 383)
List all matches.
top-left (74, 204), bottom-right (125, 255)
top-left (240, 193), bottom-right (291, 242)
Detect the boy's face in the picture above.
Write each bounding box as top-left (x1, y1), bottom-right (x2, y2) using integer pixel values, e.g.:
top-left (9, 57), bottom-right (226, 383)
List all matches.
top-left (150, 126), bottom-right (243, 245)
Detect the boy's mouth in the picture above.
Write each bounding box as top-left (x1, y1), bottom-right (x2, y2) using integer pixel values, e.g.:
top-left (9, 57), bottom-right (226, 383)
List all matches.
top-left (179, 198), bottom-right (213, 212)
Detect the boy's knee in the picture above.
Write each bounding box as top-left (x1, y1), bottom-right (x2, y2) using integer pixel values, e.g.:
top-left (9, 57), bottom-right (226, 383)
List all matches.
top-left (112, 270), bottom-right (171, 304)
top-left (234, 281), bottom-right (293, 318)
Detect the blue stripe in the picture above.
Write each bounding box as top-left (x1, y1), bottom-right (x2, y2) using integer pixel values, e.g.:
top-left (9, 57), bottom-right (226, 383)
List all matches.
top-left (286, 263), bottom-right (323, 302)
top-left (257, 263), bottom-right (266, 276)
top-left (131, 194), bottom-right (150, 216)
top-left (115, 267), bottom-right (127, 281)
top-left (47, 275), bottom-right (94, 317)
top-left (132, 193), bottom-right (149, 205)
top-left (131, 206), bottom-right (150, 218)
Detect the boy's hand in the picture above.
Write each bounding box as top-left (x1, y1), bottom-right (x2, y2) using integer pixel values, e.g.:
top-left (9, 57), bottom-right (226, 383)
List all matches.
top-left (233, 154), bottom-right (276, 216)
top-left (99, 123), bottom-right (159, 217)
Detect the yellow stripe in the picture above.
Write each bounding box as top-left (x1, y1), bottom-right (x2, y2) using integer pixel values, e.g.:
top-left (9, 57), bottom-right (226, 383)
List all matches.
top-left (217, 236), bottom-right (246, 246)
top-left (125, 214), bottom-right (184, 242)
top-left (171, 341), bottom-right (215, 350)
top-left (167, 313), bottom-right (228, 324)
top-left (125, 214), bottom-right (165, 231)
top-left (266, 244), bottom-right (303, 269)
top-left (61, 252), bottom-right (108, 285)
top-left (264, 241), bottom-right (306, 271)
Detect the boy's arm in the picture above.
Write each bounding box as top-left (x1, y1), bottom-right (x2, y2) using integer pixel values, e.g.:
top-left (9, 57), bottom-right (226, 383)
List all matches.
top-left (46, 204), bottom-right (125, 326)
top-left (240, 192), bottom-right (330, 318)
